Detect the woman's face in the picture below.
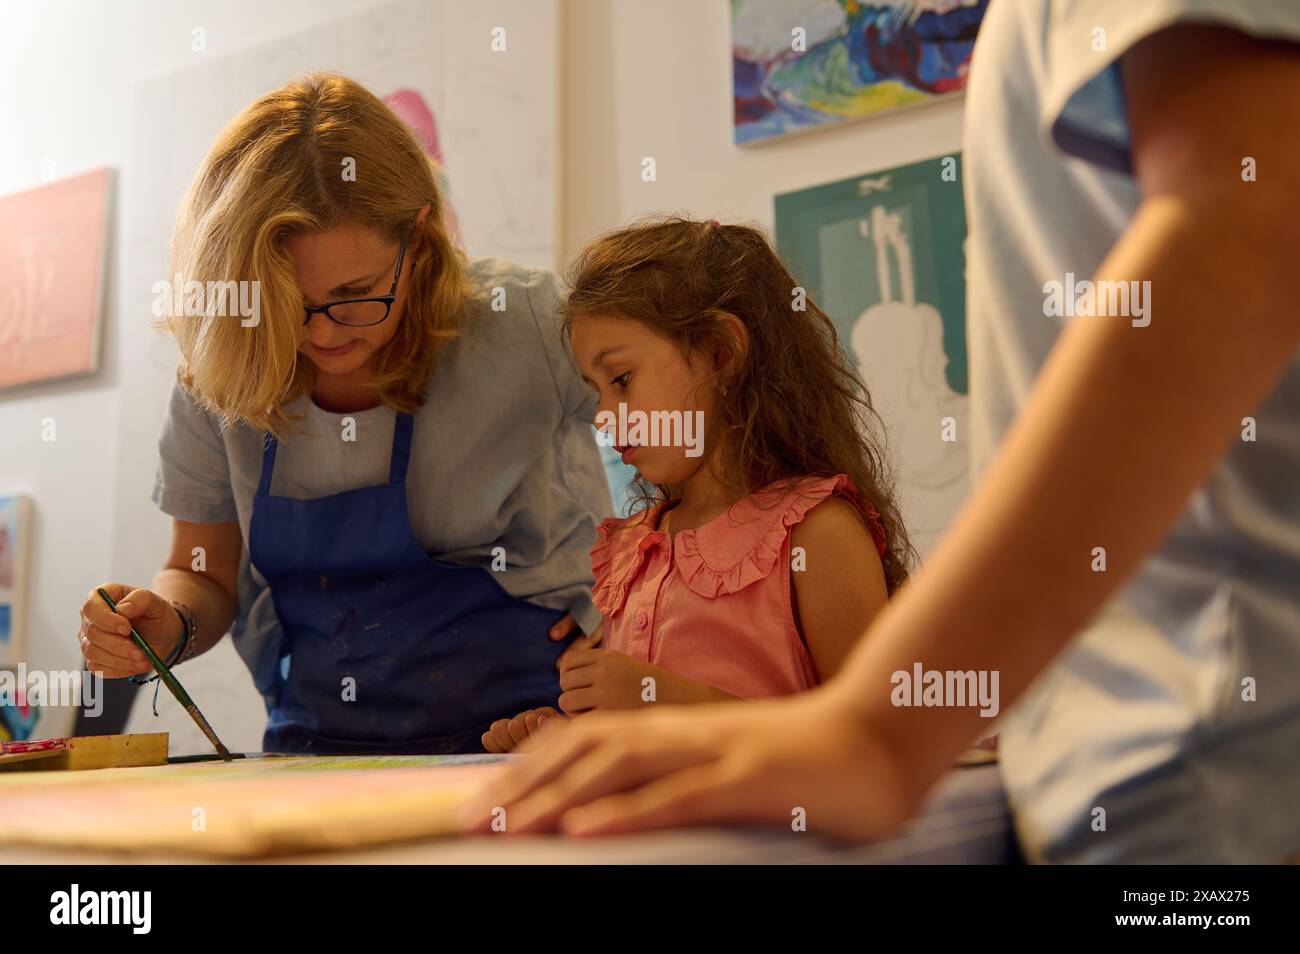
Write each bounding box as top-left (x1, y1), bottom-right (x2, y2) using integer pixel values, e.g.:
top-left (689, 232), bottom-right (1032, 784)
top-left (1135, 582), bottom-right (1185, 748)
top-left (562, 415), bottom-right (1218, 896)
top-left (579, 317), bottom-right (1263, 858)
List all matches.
top-left (570, 313), bottom-right (717, 486)
top-left (284, 222), bottom-right (413, 378)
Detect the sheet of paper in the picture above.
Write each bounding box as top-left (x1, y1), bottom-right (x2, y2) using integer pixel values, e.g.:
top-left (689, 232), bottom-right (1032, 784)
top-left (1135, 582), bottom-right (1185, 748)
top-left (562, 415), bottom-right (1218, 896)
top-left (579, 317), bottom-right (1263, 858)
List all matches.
top-left (0, 755), bottom-right (504, 857)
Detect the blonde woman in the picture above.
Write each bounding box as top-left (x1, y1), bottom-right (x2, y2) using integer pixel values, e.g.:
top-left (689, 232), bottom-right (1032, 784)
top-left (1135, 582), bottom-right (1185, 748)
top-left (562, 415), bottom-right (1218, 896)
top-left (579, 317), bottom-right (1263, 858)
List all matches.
top-left (76, 73), bottom-right (610, 754)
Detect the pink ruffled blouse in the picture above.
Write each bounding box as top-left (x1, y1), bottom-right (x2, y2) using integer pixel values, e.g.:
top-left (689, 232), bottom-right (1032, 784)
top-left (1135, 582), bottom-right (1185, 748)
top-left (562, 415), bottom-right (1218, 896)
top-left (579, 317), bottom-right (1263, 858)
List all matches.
top-left (590, 474), bottom-right (888, 699)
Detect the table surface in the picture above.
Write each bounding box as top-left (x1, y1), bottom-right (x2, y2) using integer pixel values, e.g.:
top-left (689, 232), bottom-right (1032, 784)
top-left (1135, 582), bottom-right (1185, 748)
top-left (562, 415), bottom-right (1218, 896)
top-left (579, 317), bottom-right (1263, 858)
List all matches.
top-left (1, 760), bottom-right (1016, 864)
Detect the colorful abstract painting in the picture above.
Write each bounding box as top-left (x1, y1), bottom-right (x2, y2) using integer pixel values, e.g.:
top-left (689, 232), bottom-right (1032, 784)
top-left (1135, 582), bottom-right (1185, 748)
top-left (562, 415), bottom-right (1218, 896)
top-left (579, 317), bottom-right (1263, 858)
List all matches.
top-left (733, 0), bottom-right (988, 145)
top-left (775, 155), bottom-right (969, 555)
top-left (0, 169), bottom-right (112, 391)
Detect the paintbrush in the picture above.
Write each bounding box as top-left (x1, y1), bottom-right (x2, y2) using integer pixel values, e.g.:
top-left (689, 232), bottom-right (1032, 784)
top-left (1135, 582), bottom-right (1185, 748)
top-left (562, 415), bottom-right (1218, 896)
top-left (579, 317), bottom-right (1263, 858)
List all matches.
top-left (96, 588), bottom-right (232, 761)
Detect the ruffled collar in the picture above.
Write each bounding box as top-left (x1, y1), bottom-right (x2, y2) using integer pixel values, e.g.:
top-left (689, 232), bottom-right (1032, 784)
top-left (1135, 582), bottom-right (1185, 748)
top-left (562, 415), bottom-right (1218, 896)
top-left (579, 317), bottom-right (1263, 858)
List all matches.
top-left (590, 475), bottom-right (884, 615)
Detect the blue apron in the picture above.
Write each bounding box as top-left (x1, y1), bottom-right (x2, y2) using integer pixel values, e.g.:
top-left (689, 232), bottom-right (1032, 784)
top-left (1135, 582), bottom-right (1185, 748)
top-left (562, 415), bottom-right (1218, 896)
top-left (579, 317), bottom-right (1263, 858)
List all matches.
top-left (248, 412), bottom-right (570, 754)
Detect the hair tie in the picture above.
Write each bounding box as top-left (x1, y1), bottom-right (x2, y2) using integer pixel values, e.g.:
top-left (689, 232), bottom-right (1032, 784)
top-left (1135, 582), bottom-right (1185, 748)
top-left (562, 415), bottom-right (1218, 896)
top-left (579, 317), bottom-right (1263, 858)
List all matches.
top-left (709, 219), bottom-right (721, 230)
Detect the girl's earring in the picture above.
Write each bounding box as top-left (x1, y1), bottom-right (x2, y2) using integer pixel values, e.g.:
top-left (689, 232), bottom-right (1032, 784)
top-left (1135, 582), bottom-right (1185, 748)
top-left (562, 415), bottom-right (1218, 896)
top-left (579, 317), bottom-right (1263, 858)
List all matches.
top-left (721, 384), bottom-right (728, 396)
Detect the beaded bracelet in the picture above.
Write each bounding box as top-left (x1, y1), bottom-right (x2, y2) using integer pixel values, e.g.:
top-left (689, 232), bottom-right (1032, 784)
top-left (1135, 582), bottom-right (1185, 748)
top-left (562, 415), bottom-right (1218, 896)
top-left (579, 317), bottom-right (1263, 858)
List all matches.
top-left (174, 601), bottom-right (199, 663)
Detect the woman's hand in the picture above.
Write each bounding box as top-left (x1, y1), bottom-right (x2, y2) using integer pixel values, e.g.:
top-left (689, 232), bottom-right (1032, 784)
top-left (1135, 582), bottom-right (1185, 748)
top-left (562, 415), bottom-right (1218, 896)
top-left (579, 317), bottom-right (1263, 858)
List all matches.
top-left (78, 583), bottom-right (184, 679)
top-left (547, 613), bottom-right (582, 642)
top-left (482, 706), bottom-right (566, 754)
top-left (460, 686), bottom-right (916, 840)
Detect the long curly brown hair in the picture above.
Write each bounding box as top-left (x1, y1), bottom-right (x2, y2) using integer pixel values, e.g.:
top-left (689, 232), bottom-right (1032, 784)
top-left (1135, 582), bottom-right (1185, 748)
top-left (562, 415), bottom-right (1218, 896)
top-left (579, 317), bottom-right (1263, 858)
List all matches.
top-left (560, 215), bottom-right (914, 593)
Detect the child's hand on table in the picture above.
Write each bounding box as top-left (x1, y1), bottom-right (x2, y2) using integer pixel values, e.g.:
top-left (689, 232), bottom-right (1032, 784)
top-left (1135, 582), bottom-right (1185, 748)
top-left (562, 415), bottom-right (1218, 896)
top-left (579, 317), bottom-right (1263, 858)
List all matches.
top-left (483, 707), bottom-right (565, 754)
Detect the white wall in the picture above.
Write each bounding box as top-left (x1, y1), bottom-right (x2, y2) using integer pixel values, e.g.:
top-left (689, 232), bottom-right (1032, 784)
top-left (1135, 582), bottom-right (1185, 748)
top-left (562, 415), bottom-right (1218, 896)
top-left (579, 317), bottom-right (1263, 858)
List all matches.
top-left (0, 0), bottom-right (391, 742)
top-left (560, 0), bottom-right (963, 260)
top-left (1, 0), bottom-right (963, 746)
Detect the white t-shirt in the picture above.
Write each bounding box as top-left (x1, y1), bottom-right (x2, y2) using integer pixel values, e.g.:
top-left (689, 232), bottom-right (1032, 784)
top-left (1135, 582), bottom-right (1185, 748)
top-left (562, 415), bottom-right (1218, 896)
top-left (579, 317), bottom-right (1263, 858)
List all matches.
top-left (965, 0), bottom-right (1300, 861)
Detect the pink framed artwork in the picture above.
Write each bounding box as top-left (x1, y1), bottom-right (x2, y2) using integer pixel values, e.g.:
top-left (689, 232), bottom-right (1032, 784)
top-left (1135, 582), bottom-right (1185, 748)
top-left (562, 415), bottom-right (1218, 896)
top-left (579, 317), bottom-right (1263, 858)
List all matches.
top-left (0, 168), bottom-right (113, 391)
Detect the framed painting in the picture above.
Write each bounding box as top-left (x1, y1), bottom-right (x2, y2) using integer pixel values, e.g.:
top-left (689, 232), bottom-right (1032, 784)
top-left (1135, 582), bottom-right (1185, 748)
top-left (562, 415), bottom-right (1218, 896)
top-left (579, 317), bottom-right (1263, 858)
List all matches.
top-left (733, 0), bottom-right (988, 145)
top-left (0, 494), bottom-right (32, 667)
top-left (0, 169), bottom-right (112, 391)
top-left (775, 154), bottom-right (969, 554)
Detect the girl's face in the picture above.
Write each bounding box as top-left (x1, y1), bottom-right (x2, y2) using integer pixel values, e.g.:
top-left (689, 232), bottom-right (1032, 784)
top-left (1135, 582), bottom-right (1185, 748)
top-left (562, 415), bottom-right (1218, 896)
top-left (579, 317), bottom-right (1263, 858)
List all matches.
top-left (571, 313), bottom-right (718, 486)
top-left (285, 222), bottom-right (414, 379)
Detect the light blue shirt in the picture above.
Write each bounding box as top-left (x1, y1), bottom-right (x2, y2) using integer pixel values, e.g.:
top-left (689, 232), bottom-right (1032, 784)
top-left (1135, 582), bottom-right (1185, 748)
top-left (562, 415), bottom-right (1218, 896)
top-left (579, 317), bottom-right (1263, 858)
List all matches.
top-left (966, 0), bottom-right (1300, 861)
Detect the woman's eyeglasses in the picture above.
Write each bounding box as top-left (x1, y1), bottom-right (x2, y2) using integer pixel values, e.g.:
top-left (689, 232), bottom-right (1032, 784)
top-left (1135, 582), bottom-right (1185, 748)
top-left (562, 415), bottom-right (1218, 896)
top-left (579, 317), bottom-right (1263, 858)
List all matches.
top-left (302, 233), bottom-right (410, 328)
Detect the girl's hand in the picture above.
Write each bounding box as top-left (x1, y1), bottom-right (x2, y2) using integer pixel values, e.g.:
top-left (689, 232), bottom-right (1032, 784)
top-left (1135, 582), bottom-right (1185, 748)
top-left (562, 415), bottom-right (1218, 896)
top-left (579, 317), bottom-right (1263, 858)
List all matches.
top-left (556, 645), bottom-right (667, 713)
top-left (460, 687), bottom-right (917, 840)
top-left (78, 583), bottom-right (184, 679)
top-left (482, 707), bottom-right (565, 754)
top-left (557, 637), bottom-right (730, 712)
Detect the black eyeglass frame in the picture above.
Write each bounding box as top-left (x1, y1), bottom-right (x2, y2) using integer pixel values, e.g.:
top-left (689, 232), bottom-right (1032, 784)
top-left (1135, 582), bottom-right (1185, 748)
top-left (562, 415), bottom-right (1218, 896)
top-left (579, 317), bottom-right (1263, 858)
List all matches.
top-left (302, 232), bottom-right (411, 328)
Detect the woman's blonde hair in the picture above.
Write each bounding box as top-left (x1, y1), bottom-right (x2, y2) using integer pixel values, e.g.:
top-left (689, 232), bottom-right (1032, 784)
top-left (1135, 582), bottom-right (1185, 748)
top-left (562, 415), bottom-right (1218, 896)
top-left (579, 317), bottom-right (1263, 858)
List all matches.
top-left (163, 71), bottom-right (469, 434)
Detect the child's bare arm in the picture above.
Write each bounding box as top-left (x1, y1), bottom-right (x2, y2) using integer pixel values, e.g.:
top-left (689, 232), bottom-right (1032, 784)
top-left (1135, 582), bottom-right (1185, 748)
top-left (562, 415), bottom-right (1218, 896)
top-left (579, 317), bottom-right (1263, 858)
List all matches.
top-left (790, 496), bottom-right (890, 681)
